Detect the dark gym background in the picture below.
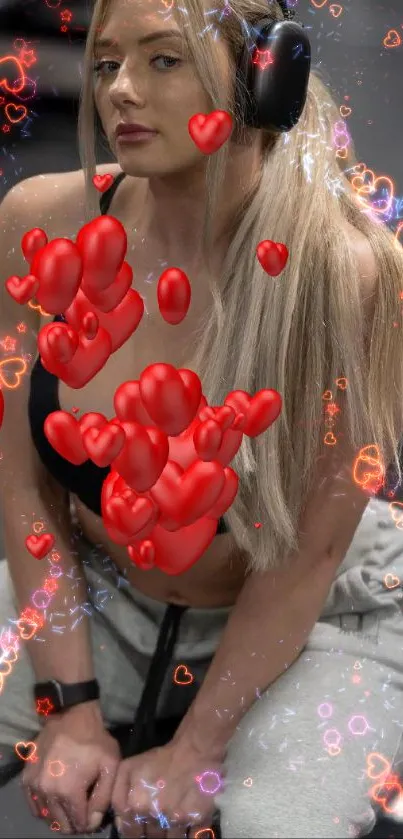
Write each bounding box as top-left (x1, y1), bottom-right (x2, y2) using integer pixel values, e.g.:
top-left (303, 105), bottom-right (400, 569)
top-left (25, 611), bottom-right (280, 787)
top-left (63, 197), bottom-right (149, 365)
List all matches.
top-left (0, 0), bottom-right (402, 835)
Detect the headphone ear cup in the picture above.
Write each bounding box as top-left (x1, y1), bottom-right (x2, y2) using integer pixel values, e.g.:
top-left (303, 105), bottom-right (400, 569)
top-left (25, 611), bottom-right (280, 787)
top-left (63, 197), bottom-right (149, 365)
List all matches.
top-left (236, 19), bottom-right (311, 132)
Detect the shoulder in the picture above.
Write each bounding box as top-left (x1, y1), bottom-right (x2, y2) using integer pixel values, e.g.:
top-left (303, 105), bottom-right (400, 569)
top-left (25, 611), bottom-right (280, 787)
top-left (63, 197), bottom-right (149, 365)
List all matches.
top-left (1, 162), bottom-right (130, 237)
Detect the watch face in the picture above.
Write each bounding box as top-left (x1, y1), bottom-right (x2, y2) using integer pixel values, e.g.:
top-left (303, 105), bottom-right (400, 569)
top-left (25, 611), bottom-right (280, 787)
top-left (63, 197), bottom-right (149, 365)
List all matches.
top-left (34, 682), bottom-right (61, 717)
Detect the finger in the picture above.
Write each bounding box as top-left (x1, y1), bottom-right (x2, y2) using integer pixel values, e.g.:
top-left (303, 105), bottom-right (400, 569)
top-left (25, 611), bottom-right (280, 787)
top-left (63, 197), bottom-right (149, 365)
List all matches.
top-left (116, 812), bottom-right (146, 838)
top-left (43, 797), bottom-right (74, 835)
top-left (22, 785), bottom-right (41, 819)
top-left (87, 765), bottom-right (117, 832)
top-left (144, 814), bottom-right (168, 839)
top-left (60, 793), bottom-right (89, 834)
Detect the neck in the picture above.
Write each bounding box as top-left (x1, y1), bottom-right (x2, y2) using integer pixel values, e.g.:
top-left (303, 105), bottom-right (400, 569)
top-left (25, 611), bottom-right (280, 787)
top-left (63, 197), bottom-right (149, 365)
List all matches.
top-left (140, 137), bottom-right (263, 272)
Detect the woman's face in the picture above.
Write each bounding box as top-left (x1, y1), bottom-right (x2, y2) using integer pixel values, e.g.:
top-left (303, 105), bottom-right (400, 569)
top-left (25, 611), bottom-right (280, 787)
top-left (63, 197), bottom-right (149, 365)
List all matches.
top-left (93, 0), bottom-right (230, 178)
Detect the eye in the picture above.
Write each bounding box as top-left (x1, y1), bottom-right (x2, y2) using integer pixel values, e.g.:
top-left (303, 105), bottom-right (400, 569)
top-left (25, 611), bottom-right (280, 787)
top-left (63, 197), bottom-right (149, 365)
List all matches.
top-left (150, 54), bottom-right (182, 71)
top-left (92, 59), bottom-right (120, 77)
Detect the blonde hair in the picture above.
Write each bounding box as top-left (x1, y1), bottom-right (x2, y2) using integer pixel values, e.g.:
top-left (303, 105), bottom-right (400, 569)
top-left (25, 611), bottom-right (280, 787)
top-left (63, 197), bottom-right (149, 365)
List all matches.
top-left (78, 0), bottom-right (403, 573)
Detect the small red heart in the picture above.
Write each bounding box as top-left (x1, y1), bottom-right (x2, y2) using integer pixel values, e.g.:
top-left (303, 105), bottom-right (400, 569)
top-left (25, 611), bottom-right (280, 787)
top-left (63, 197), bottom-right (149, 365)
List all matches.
top-left (21, 228), bottom-right (48, 263)
top-left (82, 421), bottom-right (126, 467)
top-left (157, 267), bottom-right (191, 325)
top-left (65, 288), bottom-right (144, 353)
top-left (188, 110), bottom-right (233, 155)
top-left (150, 458), bottom-right (225, 527)
top-left (112, 420), bottom-right (169, 492)
top-left (5, 274), bottom-right (38, 305)
top-left (76, 215), bottom-right (127, 292)
top-left (205, 466), bottom-right (239, 520)
top-left (92, 173), bottom-right (114, 193)
top-left (25, 533), bottom-right (55, 559)
top-left (81, 261), bottom-right (133, 313)
top-left (105, 491), bottom-right (157, 538)
top-left (139, 364), bottom-right (202, 436)
top-left (31, 238), bottom-right (83, 314)
top-left (193, 418), bottom-right (223, 461)
top-left (46, 323), bottom-right (79, 364)
top-left (79, 411), bottom-right (107, 436)
top-left (173, 664), bottom-right (194, 685)
top-left (114, 379), bottom-right (158, 426)
top-left (130, 516), bottom-right (219, 575)
top-left (38, 322), bottom-right (112, 389)
top-left (256, 240), bottom-right (289, 276)
top-left (225, 389), bottom-right (282, 437)
top-left (15, 741), bottom-right (37, 762)
top-left (127, 540), bottom-right (156, 570)
top-left (44, 411), bottom-right (88, 465)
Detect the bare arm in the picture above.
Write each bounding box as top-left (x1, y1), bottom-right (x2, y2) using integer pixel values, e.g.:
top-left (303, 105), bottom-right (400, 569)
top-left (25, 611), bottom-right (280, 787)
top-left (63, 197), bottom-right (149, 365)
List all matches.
top-left (0, 175), bottom-right (98, 689)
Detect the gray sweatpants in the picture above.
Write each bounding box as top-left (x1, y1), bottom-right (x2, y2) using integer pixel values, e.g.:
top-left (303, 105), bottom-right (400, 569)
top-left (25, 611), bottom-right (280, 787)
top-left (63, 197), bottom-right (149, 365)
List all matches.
top-left (0, 497), bottom-right (402, 838)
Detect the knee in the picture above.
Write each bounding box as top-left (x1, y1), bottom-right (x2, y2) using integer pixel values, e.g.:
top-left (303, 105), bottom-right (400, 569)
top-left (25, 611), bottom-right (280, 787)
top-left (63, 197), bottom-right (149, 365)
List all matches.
top-left (216, 778), bottom-right (376, 839)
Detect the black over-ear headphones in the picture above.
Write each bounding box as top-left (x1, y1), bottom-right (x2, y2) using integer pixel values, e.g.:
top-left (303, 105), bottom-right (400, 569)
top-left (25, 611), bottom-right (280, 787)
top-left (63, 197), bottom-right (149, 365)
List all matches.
top-left (235, 0), bottom-right (311, 132)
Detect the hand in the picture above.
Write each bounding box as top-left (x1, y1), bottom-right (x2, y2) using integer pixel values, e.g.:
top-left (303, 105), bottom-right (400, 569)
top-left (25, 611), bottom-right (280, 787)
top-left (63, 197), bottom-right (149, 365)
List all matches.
top-left (111, 739), bottom-right (225, 838)
top-left (21, 701), bottom-right (121, 834)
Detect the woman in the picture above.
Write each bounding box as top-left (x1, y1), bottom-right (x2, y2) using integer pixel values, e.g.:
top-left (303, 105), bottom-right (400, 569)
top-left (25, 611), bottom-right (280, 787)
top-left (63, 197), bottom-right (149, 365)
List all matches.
top-left (0, 0), bottom-right (403, 836)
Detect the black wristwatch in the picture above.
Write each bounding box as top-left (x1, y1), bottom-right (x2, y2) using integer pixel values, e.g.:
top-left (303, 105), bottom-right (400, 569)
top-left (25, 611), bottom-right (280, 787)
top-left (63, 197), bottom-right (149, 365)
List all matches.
top-left (34, 679), bottom-right (100, 716)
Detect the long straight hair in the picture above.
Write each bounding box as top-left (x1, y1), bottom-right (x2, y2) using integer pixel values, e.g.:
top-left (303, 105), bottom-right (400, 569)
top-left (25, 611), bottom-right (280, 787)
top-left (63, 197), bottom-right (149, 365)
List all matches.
top-left (78, 0), bottom-right (403, 573)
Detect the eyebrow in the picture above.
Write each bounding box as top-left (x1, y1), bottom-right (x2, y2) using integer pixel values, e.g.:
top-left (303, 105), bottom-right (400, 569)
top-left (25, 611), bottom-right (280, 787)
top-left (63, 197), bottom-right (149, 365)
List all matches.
top-left (94, 30), bottom-right (183, 51)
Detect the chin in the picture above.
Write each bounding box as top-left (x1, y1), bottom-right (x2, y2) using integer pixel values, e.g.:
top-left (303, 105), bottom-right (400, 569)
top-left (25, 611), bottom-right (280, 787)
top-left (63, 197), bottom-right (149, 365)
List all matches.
top-left (115, 143), bottom-right (204, 180)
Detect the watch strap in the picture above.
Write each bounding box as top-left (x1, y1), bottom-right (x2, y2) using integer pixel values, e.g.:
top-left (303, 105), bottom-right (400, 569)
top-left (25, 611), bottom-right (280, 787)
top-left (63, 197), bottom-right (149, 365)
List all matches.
top-left (34, 679), bottom-right (100, 713)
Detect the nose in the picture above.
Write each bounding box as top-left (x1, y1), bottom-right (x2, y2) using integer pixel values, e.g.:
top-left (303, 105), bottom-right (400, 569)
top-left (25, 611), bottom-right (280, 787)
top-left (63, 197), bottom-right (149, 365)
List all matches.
top-left (108, 62), bottom-right (146, 110)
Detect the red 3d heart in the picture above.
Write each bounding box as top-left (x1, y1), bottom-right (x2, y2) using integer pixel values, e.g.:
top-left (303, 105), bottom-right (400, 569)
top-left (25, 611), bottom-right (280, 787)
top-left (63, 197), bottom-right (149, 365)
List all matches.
top-left (65, 288), bottom-right (144, 353)
top-left (101, 471), bottom-right (158, 545)
top-left (25, 533), bottom-right (55, 559)
top-left (76, 215), bottom-right (127, 291)
top-left (157, 267), bottom-right (191, 325)
top-left (256, 240), bottom-right (289, 277)
top-left (165, 398), bottom-right (208, 470)
top-left (81, 261), bottom-right (133, 313)
top-left (5, 274), bottom-right (39, 305)
top-left (46, 323), bottom-right (79, 364)
top-left (114, 380), bottom-right (157, 426)
top-left (127, 540), bottom-right (156, 570)
top-left (139, 364), bottom-right (202, 436)
top-left (21, 228), bottom-right (48, 263)
top-left (205, 466), bottom-right (239, 520)
top-left (79, 411), bottom-right (107, 437)
top-left (82, 421), bottom-right (126, 467)
top-left (129, 517), bottom-right (219, 575)
top-left (225, 389), bottom-right (282, 437)
top-left (199, 405), bottom-right (236, 432)
top-left (38, 322), bottom-right (112, 389)
top-left (44, 411), bottom-right (88, 464)
top-left (105, 490), bottom-right (158, 538)
top-left (150, 458), bottom-right (226, 527)
top-left (188, 110), bottom-right (233, 155)
top-left (92, 173), bottom-right (114, 193)
top-left (30, 238), bottom-right (83, 314)
top-left (111, 420), bottom-right (169, 492)
top-left (194, 419), bottom-right (243, 467)
top-left (193, 418), bottom-right (223, 461)
top-left (101, 472), bottom-right (135, 546)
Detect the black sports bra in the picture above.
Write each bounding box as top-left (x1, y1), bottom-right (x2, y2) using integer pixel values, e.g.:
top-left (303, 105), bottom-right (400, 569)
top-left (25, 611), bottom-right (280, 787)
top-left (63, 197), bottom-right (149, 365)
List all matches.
top-left (28, 171), bottom-right (229, 534)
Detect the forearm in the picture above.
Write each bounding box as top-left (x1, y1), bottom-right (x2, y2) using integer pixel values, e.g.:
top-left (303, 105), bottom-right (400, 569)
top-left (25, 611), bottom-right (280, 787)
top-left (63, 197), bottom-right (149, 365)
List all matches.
top-left (174, 548), bottom-right (341, 756)
top-left (2, 484), bottom-right (96, 684)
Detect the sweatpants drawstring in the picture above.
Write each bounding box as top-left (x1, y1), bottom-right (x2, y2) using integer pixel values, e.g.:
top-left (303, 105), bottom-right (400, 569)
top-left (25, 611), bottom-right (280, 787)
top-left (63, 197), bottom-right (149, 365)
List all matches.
top-left (109, 602), bottom-right (188, 838)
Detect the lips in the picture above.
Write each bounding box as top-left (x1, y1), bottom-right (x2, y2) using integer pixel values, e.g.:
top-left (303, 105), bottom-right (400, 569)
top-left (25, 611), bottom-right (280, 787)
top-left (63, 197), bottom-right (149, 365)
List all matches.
top-left (116, 124), bottom-right (156, 137)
